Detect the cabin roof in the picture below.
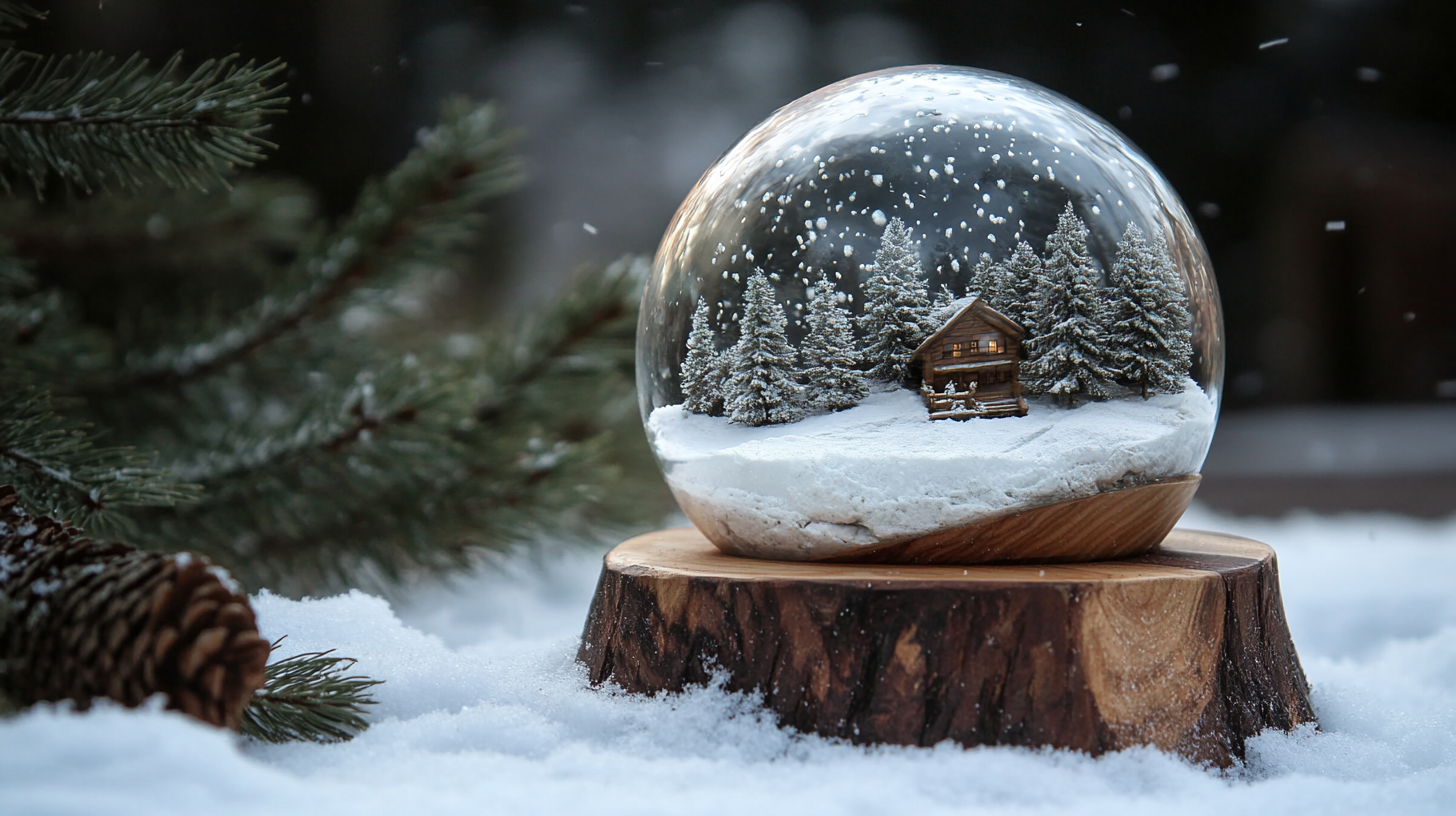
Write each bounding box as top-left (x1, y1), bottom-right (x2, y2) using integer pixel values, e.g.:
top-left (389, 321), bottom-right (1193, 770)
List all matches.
top-left (911, 298), bottom-right (1025, 360)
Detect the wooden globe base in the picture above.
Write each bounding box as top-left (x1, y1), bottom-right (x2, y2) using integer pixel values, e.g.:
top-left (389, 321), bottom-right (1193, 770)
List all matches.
top-left (818, 474), bottom-right (1203, 565)
top-left (578, 526), bottom-right (1315, 767)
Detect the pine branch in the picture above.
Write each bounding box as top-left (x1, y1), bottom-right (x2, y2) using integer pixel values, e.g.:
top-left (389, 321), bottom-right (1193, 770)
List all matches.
top-left (164, 360), bottom-right (440, 487)
top-left (0, 244), bottom-right (128, 391)
top-left (123, 259), bottom-right (659, 594)
top-left (107, 100), bottom-right (521, 391)
top-left (1, 178), bottom-right (315, 317)
top-left (0, 51), bottom-right (286, 193)
top-left (0, 389), bottom-right (198, 530)
top-left (0, 92), bottom-right (657, 594)
top-left (0, 3), bottom-right (43, 38)
top-left (473, 256), bottom-right (643, 422)
top-left (0, 248), bottom-right (30, 291)
top-left (0, 251), bottom-right (46, 351)
top-left (241, 640), bottom-right (381, 744)
top-left (0, 180), bottom-right (318, 381)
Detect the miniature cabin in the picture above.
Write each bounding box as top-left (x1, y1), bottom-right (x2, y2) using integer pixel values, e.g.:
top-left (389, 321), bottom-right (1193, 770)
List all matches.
top-left (910, 299), bottom-right (1030, 419)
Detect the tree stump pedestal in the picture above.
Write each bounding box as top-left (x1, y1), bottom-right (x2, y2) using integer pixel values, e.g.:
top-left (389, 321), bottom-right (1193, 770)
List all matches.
top-left (578, 527), bottom-right (1315, 766)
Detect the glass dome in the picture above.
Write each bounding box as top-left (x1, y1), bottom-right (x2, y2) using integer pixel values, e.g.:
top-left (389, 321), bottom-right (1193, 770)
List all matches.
top-left (637, 65), bottom-right (1223, 562)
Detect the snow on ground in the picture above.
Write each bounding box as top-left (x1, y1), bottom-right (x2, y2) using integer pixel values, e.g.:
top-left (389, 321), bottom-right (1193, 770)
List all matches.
top-left (4, 505), bottom-right (1456, 815)
top-left (649, 379), bottom-right (1216, 558)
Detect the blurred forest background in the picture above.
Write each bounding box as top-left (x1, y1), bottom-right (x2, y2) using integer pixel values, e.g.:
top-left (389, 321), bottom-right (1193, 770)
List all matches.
top-left (24, 0), bottom-right (1456, 514)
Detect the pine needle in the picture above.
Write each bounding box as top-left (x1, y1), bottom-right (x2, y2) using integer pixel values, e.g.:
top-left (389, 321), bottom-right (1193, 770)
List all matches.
top-left (240, 639), bottom-right (381, 744)
top-left (0, 51), bottom-right (286, 193)
top-left (0, 3), bottom-right (43, 38)
top-left (110, 99), bottom-right (519, 389)
top-left (0, 389), bottom-right (198, 530)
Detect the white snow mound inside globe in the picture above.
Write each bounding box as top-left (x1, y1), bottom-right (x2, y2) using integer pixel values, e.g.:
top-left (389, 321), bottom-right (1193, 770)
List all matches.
top-left (649, 379), bottom-right (1214, 559)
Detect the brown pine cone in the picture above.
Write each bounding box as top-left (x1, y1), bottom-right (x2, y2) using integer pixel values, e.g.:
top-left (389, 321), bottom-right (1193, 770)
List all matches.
top-left (0, 485), bottom-right (270, 729)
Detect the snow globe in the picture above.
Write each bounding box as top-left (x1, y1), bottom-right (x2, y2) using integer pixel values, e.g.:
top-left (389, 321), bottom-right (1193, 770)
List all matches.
top-left (637, 65), bottom-right (1222, 564)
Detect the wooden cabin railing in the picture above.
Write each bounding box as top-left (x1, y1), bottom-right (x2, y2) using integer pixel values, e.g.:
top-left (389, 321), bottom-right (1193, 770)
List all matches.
top-left (920, 381), bottom-right (1030, 420)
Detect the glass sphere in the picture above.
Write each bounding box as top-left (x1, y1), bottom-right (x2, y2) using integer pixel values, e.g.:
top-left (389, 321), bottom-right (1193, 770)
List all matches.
top-left (638, 65), bottom-right (1223, 562)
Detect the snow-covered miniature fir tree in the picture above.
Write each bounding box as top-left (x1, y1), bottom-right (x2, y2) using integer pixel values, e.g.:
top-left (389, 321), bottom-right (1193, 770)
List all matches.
top-left (1108, 223), bottom-right (1194, 398)
top-left (858, 217), bottom-right (936, 381)
top-left (1149, 228), bottom-right (1195, 378)
top-left (680, 296), bottom-right (726, 415)
top-left (1021, 203), bottom-right (1118, 406)
top-left (801, 275), bottom-right (868, 411)
top-left (969, 252), bottom-right (1005, 309)
top-left (1002, 240), bottom-right (1044, 331)
top-left (724, 271), bottom-right (805, 426)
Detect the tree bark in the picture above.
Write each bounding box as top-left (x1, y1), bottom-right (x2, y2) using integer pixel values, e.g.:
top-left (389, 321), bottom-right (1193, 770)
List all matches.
top-left (578, 527), bottom-right (1315, 766)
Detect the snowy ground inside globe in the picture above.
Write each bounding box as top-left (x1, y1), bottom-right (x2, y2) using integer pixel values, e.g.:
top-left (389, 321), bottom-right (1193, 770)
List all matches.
top-left (648, 379), bottom-right (1216, 558)
top-left (3, 505), bottom-right (1455, 816)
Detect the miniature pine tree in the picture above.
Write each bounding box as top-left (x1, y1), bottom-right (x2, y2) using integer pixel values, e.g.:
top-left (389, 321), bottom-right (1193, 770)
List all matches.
top-left (1021, 203), bottom-right (1119, 406)
top-left (1109, 224), bottom-right (1194, 398)
top-left (724, 271), bottom-right (804, 426)
top-left (680, 297), bottom-right (725, 414)
top-left (858, 217), bottom-right (934, 382)
top-left (1150, 228), bottom-right (1195, 379)
top-left (801, 275), bottom-right (867, 412)
top-left (969, 252), bottom-right (1004, 308)
top-left (1002, 240), bottom-right (1045, 330)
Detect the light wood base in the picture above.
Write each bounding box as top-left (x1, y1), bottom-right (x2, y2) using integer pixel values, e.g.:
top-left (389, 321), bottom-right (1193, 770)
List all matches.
top-left (820, 474), bottom-right (1202, 565)
top-left (579, 526), bottom-right (1315, 766)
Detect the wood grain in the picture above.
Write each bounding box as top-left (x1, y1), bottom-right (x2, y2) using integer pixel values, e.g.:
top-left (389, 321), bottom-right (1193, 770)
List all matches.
top-left (578, 526), bottom-right (1315, 766)
top-left (818, 474), bottom-right (1202, 565)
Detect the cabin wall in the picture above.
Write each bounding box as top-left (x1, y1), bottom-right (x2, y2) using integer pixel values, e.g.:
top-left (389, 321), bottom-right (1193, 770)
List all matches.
top-left (929, 315), bottom-right (1022, 362)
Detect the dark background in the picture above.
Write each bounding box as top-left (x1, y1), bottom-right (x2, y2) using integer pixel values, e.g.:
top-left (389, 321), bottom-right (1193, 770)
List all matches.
top-left (28, 0), bottom-right (1456, 512)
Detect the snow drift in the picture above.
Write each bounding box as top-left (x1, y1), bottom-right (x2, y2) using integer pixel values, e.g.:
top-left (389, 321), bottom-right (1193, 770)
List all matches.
top-left (5, 507), bottom-right (1456, 816)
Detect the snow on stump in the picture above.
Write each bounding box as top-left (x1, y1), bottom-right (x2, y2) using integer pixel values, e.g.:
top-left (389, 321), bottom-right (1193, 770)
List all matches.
top-left (578, 526), bottom-right (1315, 767)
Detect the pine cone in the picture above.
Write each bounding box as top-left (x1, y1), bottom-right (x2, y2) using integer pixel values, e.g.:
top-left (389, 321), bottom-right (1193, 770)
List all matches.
top-left (0, 486), bottom-right (270, 729)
